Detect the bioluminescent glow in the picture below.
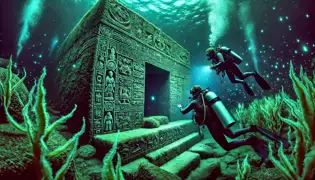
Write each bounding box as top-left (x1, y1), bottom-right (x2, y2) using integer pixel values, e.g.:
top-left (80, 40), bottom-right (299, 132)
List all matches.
top-left (208, 0), bottom-right (233, 46)
top-left (17, 0), bottom-right (46, 57)
top-left (151, 96), bottom-right (155, 101)
top-left (49, 35), bottom-right (59, 56)
top-left (239, 1), bottom-right (259, 73)
top-left (302, 45), bottom-right (309, 52)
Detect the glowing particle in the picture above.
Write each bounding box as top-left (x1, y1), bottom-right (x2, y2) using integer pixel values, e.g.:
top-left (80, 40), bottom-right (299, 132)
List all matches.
top-left (302, 45), bottom-right (308, 52)
top-left (44, 33), bottom-right (47, 37)
top-left (72, 64), bottom-right (76, 68)
top-left (245, 63), bottom-right (249, 66)
top-left (38, 54), bottom-right (42, 58)
top-left (57, 68), bottom-right (61, 72)
top-left (151, 96), bottom-right (155, 101)
top-left (306, 14), bottom-right (310, 18)
top-left (272, 6), bottom-right (276, 10)
top-left (313, 44), bottom-right (315, 47)
top-left (279, 16), bottom-right (283, 22)
top-left (285, 16), bottom-right (289, 20)
top-left (296, 39), bottom-right (300, 43)
top-left (294, 50), bottom-right (298, 54)
top-left (275, 65), bottom-right (278, 69)
top-left (282, 64), bottom-right (285, 68)
top-left (260, 29), bottom-right (264, 33)
top-left (288, 25), bottom-right (292, 31)
top-left (276, 77), bottom-right (280, 81)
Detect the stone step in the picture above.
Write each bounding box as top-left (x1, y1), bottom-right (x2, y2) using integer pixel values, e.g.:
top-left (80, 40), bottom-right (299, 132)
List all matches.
top-left (122, 158), bottom-right (151, 179)
top-left (160, 151), bottom-right (201, 179)
top-left (93, 120), bottom-right (199, 164)
top-left (145, 132), bottom-right (202, 166)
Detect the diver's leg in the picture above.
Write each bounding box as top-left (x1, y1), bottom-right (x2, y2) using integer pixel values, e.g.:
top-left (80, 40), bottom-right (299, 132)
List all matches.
top-left (229, 64), bottom-right (256, 80)
top-left (206, 119), bottom-right (268, 159)
top-left (227, 71), bottom-right (254, 96)
top-left (224, 125), bottom-right (257, 139)
top-left (205, 119), bottom-right (250, 150)
top-left (230, 64), bottom-right (271, 90)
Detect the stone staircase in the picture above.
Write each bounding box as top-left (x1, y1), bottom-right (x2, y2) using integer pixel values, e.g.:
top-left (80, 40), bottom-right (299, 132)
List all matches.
top-left (120, 131), bottom-right (204, 179)
top-left (93, 120), bottom-right (202, 165)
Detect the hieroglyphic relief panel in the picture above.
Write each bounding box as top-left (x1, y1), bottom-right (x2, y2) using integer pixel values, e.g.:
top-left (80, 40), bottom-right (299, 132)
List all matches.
top-left (169, 74), bottom-right (186, 119)
top-left (101, 0), bottom-right (190, 66)
top-left (90, 0), bottom-right (191, 135)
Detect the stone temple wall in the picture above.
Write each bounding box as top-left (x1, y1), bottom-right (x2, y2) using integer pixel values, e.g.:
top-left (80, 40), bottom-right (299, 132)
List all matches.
top-left (55, 0), bottom-right (191, 136)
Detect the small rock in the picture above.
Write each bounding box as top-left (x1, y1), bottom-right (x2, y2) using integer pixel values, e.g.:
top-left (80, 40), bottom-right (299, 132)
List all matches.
top-left (134, 162), bottom-right (181, 180)
top-left (186, 158), bottom-right (221, 180)
top-left (142, 117), bottom-right (160, 128)
top-left (77, 145), bottom-right (96, 159)
top-left (189, 143), bottom-right (217, 159)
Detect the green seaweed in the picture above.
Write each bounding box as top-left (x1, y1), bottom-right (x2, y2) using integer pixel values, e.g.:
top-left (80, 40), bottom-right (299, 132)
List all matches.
top-left (236, 155), bottom-right (251, 180)
top-left (268, 61), bottom-right (315, 180)
top-left (101, 130), bottom-right (125, 180)
top-left (0, 56), bottom-right (85, 180)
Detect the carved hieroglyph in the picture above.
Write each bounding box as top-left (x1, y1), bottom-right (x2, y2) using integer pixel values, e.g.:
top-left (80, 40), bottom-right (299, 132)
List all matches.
top-left (55, 0), bottom-right (191, 136)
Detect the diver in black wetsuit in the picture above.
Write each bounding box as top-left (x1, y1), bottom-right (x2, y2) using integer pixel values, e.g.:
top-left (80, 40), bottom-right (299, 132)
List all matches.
top-left (177, 85), bottom-right (289, 160)
top-left (206, 46), bottom-right (271, 96)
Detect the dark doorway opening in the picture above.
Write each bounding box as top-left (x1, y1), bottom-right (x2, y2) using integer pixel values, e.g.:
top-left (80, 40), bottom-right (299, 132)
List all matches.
top-left (144, 63), bottom-right (170, 117)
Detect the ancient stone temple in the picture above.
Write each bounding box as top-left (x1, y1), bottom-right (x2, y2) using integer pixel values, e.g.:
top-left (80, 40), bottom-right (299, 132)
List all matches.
top-left (55, 0), bottom-right (191, 136)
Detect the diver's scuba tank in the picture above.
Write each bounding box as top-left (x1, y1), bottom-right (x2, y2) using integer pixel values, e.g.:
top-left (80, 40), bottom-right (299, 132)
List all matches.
top-left (204, 91), bottom-right (236, 129)
top-left (218, 46), bottom-right (243, 65)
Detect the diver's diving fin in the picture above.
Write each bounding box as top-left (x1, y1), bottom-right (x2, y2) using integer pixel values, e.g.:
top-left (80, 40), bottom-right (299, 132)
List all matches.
top-left (242, 82), bottom-right (255, 96)
top-left (256, 126), bottom-right (290, 149)
top-left (254, 73), bottom-right (271, 90)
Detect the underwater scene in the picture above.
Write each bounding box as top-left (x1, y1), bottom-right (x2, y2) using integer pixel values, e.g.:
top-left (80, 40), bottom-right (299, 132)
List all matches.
top-left (0, 0), bottom-right (314, 179)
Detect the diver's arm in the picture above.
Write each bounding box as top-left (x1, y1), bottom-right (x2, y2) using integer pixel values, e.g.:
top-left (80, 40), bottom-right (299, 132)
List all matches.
top-left (210, 53), bottom-right (225, 69)
top-left (180, 100), bottom-right (196, 114)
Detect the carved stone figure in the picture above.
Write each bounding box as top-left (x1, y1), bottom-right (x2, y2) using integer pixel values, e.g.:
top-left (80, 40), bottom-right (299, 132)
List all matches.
top-left (95, 91), bottom-right (102, 103)
top-left (120, 87), bottom-right (130, 104)
top-left (119, 58), bottom-right (131, 76)
top-left (105, 112), bottom-right (113, 131)
top-left (109, 47), bottom-right (116, 61)
top-left (105, 71), bottom-right (115, 100)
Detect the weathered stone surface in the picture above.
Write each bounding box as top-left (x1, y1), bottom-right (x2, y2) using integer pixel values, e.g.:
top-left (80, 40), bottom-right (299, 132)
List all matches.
top-left (160, 151), bottom-right (200, 179)
top-left (146, 132), bottom-right (202, 166)
top-left (77, 145), bottom-right (97, 159)
top-left (75, 158), bottom-right (103, 180)
top-left (189, 143), bottom-right (218, 159)
top-left (55, 0), bottom-right (191, 139)
top-left (93, 120), bottom-right (199, 164)
top-left (134, 162), bottom-right (181, 180)
top-left (142, 117), bottom-right (160, 128)
top-left (122, 158), bottom-right (150, 179)
top-left (186, 158), bottom-right (221, 180)
top-left (151, 116), bottom-right (169, 125)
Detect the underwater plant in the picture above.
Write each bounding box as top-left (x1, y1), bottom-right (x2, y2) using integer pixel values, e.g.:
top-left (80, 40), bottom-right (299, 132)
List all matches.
top-left (0, 56), bottom-right (86, 180)
top-left (268, 61), bottom-right (315, 180)
top-left (234, 87), bottom-right (294, 138)
top-left (101, 130), bottom-right (125, 180)
top-left (235, 155), bottom-right (251, 180)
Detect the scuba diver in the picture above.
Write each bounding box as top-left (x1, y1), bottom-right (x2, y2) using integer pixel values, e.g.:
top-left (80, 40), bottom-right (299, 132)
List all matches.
top-left (177, 85), bottom-right (289, 160)
top-left (206, 46), bottom-right (271, 96)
